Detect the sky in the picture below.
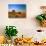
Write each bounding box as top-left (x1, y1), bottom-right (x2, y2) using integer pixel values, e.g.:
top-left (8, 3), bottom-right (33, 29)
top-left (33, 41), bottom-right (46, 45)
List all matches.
top-left (8, 4), bottom-right (26, 12)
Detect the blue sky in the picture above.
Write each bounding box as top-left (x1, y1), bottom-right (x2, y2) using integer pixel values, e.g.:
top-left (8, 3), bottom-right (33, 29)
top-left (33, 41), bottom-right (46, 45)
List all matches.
top-left (8, 4), bottom-right (26, 12)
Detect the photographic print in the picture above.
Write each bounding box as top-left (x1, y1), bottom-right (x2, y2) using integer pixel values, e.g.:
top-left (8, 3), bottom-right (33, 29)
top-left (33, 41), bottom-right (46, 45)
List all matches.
top-left (8, 4), bottom-right (26, 18)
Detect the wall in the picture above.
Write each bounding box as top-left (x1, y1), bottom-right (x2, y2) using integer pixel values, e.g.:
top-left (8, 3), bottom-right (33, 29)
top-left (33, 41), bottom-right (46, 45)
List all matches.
top-left (0, 0), bottom-right (46, 41)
